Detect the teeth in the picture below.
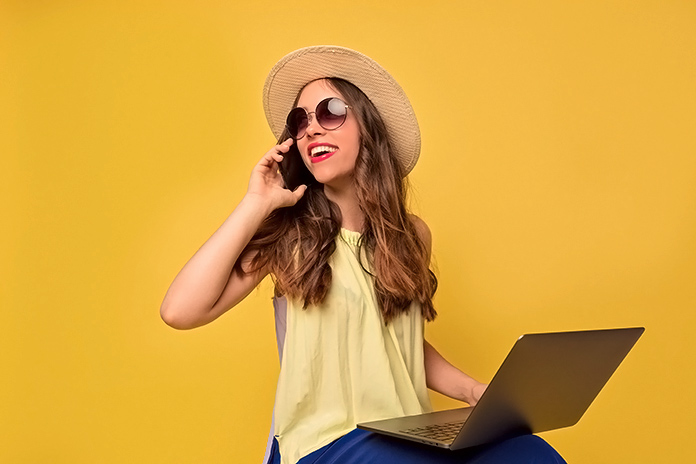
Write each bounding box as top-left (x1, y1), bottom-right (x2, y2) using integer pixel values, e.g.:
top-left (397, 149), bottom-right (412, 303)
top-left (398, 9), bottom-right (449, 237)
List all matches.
top-left (310, 146), bottom-right (338, 157)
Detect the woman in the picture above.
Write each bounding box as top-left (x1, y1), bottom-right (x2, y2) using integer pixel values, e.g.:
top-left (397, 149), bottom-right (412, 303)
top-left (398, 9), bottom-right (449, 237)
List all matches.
top-left (160, 46), bottom-right (565, 464)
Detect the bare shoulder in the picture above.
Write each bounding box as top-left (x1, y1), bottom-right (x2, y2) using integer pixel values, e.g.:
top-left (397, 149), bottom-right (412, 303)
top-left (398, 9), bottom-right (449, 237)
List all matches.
top-left (409, 214), bottom-right (432, 250)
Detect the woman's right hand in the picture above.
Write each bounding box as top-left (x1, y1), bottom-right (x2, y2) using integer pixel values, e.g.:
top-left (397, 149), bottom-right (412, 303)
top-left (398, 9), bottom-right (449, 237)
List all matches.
top-left (161, 140), bottom-right (305, 330)
top-left (246, 138), bottom-right (307, 211)
top-left (160, 139), bottom-right (307, 329)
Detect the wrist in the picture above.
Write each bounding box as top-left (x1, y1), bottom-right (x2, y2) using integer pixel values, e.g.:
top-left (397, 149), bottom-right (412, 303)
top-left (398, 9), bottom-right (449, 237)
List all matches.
top-left (466, 382), bottom-right (487, 406)
top-left (241, 192), bottom-right (276, 218)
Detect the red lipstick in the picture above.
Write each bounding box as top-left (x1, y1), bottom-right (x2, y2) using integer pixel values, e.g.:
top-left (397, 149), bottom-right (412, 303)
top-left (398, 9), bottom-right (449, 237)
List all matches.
top-left (307, 143), bottom-right (339, 164)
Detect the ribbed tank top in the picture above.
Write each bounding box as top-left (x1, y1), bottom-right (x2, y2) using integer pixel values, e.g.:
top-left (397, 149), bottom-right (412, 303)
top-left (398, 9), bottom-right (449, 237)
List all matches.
top-left (273, 228), bottom-right (432, 464)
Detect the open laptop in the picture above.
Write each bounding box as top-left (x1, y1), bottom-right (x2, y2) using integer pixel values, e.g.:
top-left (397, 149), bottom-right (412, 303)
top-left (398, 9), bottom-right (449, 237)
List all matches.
top-left (357, 327), bottom-right (644, 450)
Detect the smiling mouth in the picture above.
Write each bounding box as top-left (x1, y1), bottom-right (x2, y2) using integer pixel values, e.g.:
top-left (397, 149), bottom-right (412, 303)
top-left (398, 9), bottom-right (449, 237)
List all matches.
top-left (310, 145), bottom-right (338, 158)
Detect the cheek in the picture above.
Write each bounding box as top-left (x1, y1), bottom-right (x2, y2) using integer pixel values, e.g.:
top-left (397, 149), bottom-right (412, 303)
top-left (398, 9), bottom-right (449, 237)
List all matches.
top-left (296, 139), bottom-right (307, 155)
top-left (343, 123), bottom-right (362, 159)
top-left (350, 140), bottom-right (361, 164)
top-left (296, 141), bottom-right (310, 161)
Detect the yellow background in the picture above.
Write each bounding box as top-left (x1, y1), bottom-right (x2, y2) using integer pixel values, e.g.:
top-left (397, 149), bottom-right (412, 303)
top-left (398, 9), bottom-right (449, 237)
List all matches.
top-left (2, 1), bottom-right (694, 462)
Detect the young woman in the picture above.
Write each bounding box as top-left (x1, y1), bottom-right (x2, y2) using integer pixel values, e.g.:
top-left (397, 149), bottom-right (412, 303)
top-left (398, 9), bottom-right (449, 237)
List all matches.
top-left (160, 46), bottom-right (565, 464)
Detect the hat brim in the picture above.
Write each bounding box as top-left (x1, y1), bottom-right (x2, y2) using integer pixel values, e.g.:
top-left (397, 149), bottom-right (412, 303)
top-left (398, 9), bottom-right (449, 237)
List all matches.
top-left (263, 45), bottom-right (420, 175)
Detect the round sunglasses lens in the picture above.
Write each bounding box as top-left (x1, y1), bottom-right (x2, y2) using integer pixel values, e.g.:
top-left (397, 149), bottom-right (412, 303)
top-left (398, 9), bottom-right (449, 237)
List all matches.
top-left (286, 108), bottom-right (308, 139)
top-left (317, 98), bottom-right (347, 130)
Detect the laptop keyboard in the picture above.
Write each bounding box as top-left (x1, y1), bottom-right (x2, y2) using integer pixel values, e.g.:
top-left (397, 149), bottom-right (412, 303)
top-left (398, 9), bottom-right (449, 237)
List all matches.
top-left (400, 420), bottom-right (465, 443)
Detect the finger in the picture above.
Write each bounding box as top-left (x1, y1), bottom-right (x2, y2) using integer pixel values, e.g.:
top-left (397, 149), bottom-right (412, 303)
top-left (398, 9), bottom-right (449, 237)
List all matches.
top-left (258, 153), bottom-right (277, 169)
top-left (292, 184), bottom-right (307, 202)
top-left (279, 137), bottom-right (295, 150)
top-left (260, 138), bottom-right (294, 168)
top-left (260, 149), bottom-right (283, 167)
top-left (276, 141), bottom-right (292, 155)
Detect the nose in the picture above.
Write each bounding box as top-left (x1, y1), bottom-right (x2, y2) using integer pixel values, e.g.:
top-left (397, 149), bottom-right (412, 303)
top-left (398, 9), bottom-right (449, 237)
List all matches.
top-left (304, 112), bottom-right (325, 138)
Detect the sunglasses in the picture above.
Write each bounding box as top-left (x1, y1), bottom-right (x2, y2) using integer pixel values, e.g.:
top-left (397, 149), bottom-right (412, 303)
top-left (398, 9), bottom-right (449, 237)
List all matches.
top-left (285, 97), bottom-right (351, 140)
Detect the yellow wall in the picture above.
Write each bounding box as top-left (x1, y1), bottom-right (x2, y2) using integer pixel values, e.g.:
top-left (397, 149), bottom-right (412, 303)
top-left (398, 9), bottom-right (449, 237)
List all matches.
top-left (2, 1), bottom-right (694, 462)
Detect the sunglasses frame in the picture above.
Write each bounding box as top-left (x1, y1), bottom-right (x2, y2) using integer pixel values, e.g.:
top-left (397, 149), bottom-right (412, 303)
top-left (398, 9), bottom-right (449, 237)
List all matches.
top-left (285, 97), bottom-right (352, 140)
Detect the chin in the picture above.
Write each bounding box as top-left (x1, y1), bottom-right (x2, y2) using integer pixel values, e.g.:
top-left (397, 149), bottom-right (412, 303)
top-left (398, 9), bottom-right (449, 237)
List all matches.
top-left (318, 174), bottom-right (354, 190)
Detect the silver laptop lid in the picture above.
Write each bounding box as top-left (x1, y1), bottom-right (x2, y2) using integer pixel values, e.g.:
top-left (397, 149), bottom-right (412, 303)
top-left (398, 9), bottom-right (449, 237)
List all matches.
top-left (452, 327), bottom-right (644, 449)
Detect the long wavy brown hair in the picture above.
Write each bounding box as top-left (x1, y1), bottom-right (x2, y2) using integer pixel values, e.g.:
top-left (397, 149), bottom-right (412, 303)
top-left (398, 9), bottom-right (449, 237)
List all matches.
top-left (236, 78), bottom-right (437, 324)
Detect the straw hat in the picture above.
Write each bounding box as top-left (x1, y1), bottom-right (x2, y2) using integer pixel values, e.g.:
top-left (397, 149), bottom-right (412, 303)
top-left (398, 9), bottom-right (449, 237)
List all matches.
top-left (262, 45), bottom-right (420, 175)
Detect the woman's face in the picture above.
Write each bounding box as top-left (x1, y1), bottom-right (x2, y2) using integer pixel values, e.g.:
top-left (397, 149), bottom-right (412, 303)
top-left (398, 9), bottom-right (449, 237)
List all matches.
top-left (294, 79), bottom-right (361, 191)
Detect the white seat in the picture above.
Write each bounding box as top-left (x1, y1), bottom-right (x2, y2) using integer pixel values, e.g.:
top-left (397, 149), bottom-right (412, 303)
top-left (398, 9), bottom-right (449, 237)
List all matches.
top-left (262, 296), bottom-right (287, 464)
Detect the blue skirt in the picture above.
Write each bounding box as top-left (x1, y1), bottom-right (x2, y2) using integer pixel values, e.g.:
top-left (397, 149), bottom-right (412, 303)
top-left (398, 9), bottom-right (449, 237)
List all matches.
top-left (268, 429), bottom-right (566, 464)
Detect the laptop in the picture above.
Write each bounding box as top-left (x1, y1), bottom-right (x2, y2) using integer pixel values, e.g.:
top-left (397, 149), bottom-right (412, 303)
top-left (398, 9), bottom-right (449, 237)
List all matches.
top-left (357, 327), bottom-right (644, 450)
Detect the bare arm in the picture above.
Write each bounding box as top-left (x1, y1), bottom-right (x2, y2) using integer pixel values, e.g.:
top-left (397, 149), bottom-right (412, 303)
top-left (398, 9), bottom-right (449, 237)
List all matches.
top-left (410, 215), bottom-right (487, 405)
top-left (423, 340), bottom-right (487, 406)
top-left (160, 139), bottom-right (306, 330)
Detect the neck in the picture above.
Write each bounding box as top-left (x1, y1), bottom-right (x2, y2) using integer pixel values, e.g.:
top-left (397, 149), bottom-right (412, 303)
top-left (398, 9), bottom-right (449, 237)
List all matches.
top-left (323, 181), bottom-right (363, 233)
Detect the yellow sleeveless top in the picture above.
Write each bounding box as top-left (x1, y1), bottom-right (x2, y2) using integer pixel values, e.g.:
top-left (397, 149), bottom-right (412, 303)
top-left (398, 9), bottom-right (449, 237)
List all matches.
top-left (273, 229), bottom-right (432, 464)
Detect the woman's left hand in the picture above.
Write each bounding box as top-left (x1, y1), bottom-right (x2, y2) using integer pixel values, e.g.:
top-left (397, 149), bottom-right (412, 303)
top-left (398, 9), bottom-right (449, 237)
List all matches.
top-left (423, 340), bottom-right (490, 407)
